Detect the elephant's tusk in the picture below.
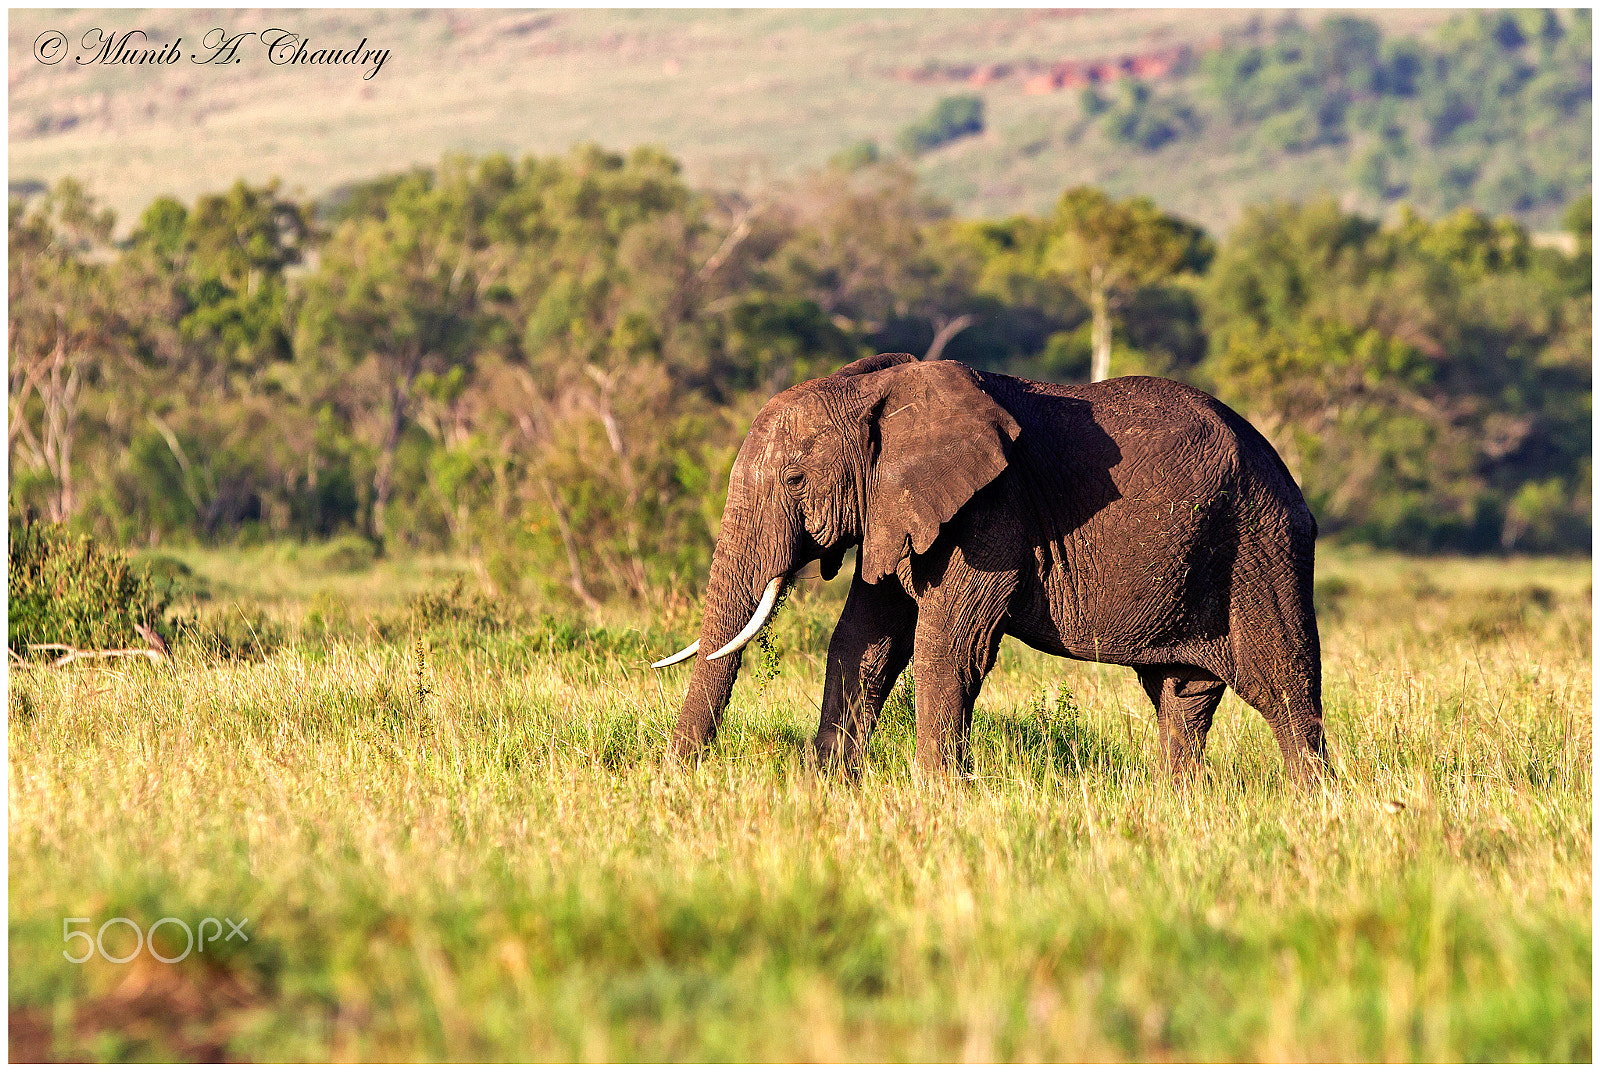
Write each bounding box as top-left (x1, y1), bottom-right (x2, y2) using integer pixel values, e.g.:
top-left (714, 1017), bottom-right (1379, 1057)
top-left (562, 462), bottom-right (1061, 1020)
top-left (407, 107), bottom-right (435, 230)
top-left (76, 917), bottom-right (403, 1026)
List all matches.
top-left (707, 577), bottom-right (784, 662)
top-left (650, 639), bottom-right (700, 669)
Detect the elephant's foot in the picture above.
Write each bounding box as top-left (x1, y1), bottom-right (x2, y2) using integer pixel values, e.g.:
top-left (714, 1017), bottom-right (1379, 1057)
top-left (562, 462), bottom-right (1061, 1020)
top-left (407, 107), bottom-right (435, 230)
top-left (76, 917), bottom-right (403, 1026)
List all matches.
top-left (1163, 753), bottom-right (1207, 784)
top-left (1282, 744), bottom-right (1336, 788)
top-left (810, 729), bottom-right (866, 777)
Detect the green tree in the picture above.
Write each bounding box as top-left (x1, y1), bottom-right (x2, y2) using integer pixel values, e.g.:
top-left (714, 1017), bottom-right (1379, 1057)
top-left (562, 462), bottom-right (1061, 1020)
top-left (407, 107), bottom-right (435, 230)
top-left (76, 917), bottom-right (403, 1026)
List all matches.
top-left (178, 180), bottom-right (309, 371)
top-left (1044, 187), bottom-right (1211, 382)
top-left (8, 180), bottom-right (122, 523)
top-left (1199, 196), bottom-right (1590, 551)
top-left (297, 171), bottom-right (483, 542)
top-left (897, 94), bottom-right (985, 155)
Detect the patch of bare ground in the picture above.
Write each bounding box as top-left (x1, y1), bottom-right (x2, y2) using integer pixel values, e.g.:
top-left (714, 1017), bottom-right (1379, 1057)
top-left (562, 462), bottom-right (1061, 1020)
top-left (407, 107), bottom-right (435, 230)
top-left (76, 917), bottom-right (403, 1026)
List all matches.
top-left (9, 952), bottom-right (264, 1062)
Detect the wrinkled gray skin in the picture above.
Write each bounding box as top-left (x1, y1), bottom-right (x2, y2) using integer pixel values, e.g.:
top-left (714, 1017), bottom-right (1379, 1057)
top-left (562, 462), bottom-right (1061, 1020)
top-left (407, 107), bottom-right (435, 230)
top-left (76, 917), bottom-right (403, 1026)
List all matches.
top-left (666, 353), bottom-right (1329, 783)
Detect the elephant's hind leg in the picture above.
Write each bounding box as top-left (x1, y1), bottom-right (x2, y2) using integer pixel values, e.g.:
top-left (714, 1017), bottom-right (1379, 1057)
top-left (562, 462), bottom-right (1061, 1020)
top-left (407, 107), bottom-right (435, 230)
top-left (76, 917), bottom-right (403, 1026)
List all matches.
top-left (1137, 665), bottom-right (1227, 779)
top-left (1223, 599), bottom-right (1330, 784)
top-left (1228, 664), bottom-right (1329, 785)
top-left (814, 574), bottom-right (917, 771)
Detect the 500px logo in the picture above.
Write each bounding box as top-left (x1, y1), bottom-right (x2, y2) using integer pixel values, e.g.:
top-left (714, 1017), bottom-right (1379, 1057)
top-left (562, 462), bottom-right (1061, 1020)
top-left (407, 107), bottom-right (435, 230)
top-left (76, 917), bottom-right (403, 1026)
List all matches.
top-left (33, 27), bottom-right (390, 79)
top-left (63, 916), bottom-right (249, 964)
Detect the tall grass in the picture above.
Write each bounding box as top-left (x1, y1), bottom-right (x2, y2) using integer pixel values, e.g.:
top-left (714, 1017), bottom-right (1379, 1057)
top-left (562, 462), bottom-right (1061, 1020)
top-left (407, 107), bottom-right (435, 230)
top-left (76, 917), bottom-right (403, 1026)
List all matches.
top-left (8, 548), bottom-right (1590, 1060)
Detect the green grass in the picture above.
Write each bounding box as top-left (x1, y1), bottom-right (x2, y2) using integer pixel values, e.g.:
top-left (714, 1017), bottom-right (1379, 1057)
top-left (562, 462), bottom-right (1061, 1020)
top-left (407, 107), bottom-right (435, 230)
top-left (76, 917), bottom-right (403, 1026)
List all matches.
top-left (7, 545), bottom-right (1591, 1060)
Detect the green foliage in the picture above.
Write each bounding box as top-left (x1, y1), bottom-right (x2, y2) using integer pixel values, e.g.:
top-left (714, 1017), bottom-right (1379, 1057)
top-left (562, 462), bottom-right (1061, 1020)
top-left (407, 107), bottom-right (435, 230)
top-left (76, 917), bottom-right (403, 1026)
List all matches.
top-left (828, 140), bottom-right (881, 171)
top-left (8, 180), bottom-right (126, 525)
top-left (7, 515), bottom-right (171, 654)
top-left (1042, 187), bottom-right (1213, 380)
top-left (1047, 187), bottom-right (1214, 292)
top-left (897, 94), bottom-right (985, 155)
top-left (1102, 80), bottom-right (1200, 152)
top-left (6, 131), bottom-right (1590, 567)
top-left (128, 551), bottom-right (211, 604)
top-left (1196, 10), bottom-right (1590, 218)
top-left (127, 179), bottom-right (308, 372)
top-left (1198, 198), bottom-right (1590, 551)
top-left (407, 577), bottom-right (524, 635)
top-left (317, 534), bottom-right (379, 574)
top-left (172, 603), bottom-right (287, 662)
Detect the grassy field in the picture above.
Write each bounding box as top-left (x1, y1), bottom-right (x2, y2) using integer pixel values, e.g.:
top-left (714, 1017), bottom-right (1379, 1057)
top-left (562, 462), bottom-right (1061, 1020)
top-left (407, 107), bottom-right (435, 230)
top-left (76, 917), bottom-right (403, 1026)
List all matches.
top-left (10, 8), bottom-right (1471, 234)
top-left (7, 543), bottom-right (1591, 1060)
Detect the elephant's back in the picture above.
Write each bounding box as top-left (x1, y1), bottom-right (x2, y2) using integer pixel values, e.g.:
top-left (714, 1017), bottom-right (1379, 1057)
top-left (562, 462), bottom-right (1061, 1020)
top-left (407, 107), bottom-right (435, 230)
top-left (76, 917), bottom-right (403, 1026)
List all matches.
top-left (982, 372), bottom-right (1309, 662)
top-left (987, 372), bottom-right (1308, 517)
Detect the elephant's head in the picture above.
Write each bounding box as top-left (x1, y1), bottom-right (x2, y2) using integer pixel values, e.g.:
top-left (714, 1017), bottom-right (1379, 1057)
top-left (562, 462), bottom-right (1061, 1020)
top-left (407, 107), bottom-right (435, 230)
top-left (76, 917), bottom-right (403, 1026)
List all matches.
top-left (660, 353), bottom-right (1020, 755)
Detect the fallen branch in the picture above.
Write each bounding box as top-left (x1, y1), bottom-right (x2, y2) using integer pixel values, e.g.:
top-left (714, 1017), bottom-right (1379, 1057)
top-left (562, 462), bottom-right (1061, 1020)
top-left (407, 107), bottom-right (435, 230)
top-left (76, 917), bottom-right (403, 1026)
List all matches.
top-left (50, 648), bottom-right (167, 668)
top-left (24, 642), bottom-right (168, 668)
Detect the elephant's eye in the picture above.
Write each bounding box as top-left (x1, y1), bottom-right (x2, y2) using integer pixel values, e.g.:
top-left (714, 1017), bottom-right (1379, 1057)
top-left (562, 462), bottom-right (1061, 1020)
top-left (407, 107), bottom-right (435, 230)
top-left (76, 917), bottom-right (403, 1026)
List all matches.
top-left (784, 469), bottom-right (805, 489)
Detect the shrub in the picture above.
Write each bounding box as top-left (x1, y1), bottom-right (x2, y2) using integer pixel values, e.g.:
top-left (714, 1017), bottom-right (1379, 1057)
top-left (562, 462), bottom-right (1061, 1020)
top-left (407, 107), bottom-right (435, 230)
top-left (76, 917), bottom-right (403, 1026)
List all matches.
top-left (128, 551), bottom-right (212, 604)
top-left (317, 533), bottom-right (378, 574)
top-left (407, 577), bottom-right (526, 634)
top-left (171, 603), bottom-right (286, 662)
top-left (897, 95), bottom-right (984, 155)
top-left (829, 140), bottom-right (881, 170)
top-left (1103, 81), bottom-right (1201, 152)
top-left (7, 516), bottom-right (172, 656)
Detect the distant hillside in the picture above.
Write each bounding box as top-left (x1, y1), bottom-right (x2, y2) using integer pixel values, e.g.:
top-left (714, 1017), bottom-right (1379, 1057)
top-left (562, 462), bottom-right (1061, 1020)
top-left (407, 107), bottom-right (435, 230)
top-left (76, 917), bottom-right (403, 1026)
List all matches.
top-left (8, 8), bottom-right (1588, 232)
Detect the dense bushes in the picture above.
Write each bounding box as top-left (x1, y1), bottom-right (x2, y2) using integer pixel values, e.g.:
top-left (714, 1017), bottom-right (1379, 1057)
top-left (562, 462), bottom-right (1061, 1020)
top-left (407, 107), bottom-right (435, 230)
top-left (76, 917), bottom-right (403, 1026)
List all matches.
top-left (8, 516), bottom-right (171, 654)
top-left (1194, 9), bottom-right (1591, 219)
top-left (1197, 199), bottom-right (1591, 551)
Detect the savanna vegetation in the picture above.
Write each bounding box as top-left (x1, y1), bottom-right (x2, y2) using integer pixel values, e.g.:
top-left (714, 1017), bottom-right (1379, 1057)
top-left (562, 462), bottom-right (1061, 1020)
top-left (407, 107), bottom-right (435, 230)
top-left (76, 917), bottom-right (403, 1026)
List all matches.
top-left (7, 143), bottom-right (1590, 615)
top-left (8, 6), bottom-right (1589, 1061)
top-left (6, 539), bottom-right (1590, 1060)
top-left (1106, 9), bottom-right (1592, 220)
top-left (8, 11), bottom-right (1591, 233)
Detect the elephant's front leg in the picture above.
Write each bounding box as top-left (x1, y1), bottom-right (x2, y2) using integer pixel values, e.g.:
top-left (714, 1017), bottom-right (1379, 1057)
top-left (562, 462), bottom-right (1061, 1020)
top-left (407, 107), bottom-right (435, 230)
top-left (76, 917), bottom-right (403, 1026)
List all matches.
top-left (911, 585), bottom-right (1011, 775)
top-left (814, 573), bottom-right (917, 771)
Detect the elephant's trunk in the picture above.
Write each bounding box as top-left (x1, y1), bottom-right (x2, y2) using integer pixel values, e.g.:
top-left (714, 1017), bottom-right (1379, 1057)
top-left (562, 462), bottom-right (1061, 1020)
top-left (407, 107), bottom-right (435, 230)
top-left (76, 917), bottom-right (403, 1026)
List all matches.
top-left (668, 457), bottom-right (793, 757)
top-left (668, 552), bottom-right (784, 757)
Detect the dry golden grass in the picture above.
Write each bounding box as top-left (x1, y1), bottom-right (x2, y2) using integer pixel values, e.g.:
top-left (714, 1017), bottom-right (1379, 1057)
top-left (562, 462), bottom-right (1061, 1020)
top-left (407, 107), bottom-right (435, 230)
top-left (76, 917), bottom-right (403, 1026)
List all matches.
top-left (7, 545), bottom-right (1590, 1060)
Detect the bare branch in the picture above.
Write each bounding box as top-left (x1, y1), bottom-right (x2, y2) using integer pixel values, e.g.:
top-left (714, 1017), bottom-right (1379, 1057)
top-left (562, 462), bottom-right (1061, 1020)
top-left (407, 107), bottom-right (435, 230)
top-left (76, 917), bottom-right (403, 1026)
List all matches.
top-left (539, 475), bottom-right (602, 613)
top-left (923, 314), bottom-right (977, 363)
top-left (698, 200), bottom-right (764, 283)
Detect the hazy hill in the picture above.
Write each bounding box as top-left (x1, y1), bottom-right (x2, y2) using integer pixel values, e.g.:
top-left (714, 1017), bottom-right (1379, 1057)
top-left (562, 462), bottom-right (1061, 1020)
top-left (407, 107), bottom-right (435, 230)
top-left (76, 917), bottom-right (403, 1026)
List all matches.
top-left (8, 8), bottom-right (1588, 233)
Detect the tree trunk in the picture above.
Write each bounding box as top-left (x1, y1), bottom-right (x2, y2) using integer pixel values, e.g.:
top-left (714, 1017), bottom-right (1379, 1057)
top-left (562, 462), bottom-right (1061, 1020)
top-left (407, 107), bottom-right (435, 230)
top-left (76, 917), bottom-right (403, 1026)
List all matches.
top-left (1088, 264), bottom-right (1112, 384)
top-left (540, 475), bottom-right (601, 612)
top-left (371, 404), bottom-right (403, 540)
top-left (924, 313), bottom-right (976, 363)
top-left (371, 365), bottom-right (415, 541)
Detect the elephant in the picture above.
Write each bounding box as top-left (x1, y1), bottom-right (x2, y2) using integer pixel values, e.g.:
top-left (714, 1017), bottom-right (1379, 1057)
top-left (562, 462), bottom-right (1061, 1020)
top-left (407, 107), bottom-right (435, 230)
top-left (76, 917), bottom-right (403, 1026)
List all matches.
top-left (652, 353), bottom-right (1330, 783)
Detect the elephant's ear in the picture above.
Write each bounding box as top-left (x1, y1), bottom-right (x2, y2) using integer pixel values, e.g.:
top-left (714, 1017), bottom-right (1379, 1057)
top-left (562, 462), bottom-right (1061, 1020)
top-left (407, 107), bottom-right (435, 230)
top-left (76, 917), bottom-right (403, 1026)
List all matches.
top-left (857, 360), bottom-right (1020, 584)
